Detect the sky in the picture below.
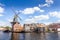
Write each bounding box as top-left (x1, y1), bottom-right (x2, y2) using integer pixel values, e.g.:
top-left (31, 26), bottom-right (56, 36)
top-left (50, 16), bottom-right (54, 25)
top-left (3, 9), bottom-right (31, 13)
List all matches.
top-left (0, 0), bottom-right (60, 26)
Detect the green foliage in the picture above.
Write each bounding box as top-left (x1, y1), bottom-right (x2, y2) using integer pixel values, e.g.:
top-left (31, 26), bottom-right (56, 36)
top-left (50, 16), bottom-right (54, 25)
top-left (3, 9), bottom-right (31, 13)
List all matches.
top-left (5, 26), bottom-right (11, 30)
top-left (0, 26), bottom-right (4, 28)
top-left (0, 26), bottom-right (11, 31)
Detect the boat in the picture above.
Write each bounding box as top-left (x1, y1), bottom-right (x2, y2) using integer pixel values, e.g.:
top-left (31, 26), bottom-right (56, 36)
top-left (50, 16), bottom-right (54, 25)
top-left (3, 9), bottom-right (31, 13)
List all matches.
top-left (3, 30), bottom-right (11, 33)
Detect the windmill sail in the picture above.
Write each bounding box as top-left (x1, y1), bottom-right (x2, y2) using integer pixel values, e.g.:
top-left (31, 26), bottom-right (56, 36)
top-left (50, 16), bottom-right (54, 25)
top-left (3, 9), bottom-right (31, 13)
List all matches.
top-left (11, 8), bottom-right (23, 32)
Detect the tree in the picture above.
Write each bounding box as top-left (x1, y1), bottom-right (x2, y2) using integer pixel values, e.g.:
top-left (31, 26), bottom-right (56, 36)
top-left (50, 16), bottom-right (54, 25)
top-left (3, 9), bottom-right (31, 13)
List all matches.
top-left (5, 26), bottom-right (11, 30)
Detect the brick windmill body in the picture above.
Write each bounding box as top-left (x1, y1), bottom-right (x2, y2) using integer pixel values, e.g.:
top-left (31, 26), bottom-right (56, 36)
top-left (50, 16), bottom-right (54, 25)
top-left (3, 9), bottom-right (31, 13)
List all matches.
top-left (11, 9), bottom-right (23, 33)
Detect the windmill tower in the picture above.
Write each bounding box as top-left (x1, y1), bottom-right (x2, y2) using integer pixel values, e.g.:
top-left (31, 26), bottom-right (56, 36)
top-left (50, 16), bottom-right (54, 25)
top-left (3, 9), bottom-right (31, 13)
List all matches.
top-left (11, 9), bottom-right (23, 32)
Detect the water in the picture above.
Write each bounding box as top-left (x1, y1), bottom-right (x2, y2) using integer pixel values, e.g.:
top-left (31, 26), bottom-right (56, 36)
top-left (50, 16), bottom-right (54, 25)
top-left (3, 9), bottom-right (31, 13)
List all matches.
top-left (0, 31), bottom-right (60, 40)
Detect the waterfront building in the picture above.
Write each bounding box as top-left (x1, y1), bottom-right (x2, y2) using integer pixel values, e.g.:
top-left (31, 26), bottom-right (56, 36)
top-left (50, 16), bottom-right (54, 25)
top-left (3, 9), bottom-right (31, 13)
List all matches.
top-left (13, 22), bottom-right (23, 32)
top-left (23, 24), bottom-right (31, 32)
top-left (23, 23), bottom-right (38, 32)
top-left (24, 23), bottom-right (46, 32)
top-left (35, 23), bottom-right (46, 32)
top-left (48, 23), bottom-right (60, 32)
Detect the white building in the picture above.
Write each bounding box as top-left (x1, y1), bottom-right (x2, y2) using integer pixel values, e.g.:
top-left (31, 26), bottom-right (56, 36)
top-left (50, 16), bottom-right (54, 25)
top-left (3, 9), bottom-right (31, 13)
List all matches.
top-left (23, 23), bottom-right (37, 32)
top-left (24, 24), bottom-right (31, 32)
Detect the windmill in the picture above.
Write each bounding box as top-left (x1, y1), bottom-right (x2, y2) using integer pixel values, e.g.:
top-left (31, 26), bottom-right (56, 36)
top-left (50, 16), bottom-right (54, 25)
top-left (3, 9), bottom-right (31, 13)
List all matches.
top-left (11, 8), bottom-right (22, 32)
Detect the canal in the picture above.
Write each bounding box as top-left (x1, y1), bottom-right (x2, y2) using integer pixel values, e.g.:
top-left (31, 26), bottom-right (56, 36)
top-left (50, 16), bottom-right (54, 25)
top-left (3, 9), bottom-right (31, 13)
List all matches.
top-left (0, 31), bottom-right (60, 40)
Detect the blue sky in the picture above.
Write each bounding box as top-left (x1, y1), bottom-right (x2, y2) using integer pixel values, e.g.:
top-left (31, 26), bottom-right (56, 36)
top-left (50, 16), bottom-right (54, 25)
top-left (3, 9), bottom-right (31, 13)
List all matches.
top-left (0, 0), bottom-right (60, 26)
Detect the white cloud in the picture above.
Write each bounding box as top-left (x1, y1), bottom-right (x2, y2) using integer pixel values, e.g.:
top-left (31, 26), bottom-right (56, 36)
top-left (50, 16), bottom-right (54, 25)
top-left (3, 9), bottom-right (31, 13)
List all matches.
top-left (33, 7), bottom-right (44, 12)
top-left (39, 4), bottom-right (49, 7)
top-left (0, 7), bottom-right (4, 16)
top-left (0, 21), bottom-right (11, 27)
top-left (44, 22), bottom-right (52, 25)
top-left (33, 7), bottom-right (40, 11)
top-left (8, 19), bottom-right (13, 22)
top-left (55, 20), bottom-right (60, 23)
top-left (44, 20), bottom-right (60, 25)
top-left (21, 8), bottom-right (35, 14)
top-left (20, 7), bottom-right (44, 14)
top-left (7, 17), bottom-right (13, 22)
top-left (24, 19), bottom-right (37, 24)
top-left (49, 11), bottom-right (60, 18)
top-left (39, 0), bottom-right (54, 7)
top-left (0, 14), bottom-right (3, 16)
top-left (24, 15), bottom-right (49, 24)
top-left (46, 0), bottom-right (53, 4)
top-left (0, 7), bottom-right (4, 13)
top-left (57, 20), bottom-right (60, 22)
top-left (34, 15), bottom-right (49, 20)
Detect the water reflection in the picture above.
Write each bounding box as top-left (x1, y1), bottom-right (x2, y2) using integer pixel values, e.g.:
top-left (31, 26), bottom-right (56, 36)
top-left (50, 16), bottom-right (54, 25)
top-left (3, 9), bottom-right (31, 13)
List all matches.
top-left (11, 33), bottom-right (19, 40)
top-left (10, 32), bottom-right (59, 40)
top-left (0, 31), bottom-right (11, 40)
top-left (11, 33), bottom-right (25, 40)
top-left (30, 33), bottom-right (46, 40)
top-left (46, 32), bottom-right (58, 40)
top-left (19, 33), bottom-right (25, 40)
top-left (0, 31), bottom-right (60, 40)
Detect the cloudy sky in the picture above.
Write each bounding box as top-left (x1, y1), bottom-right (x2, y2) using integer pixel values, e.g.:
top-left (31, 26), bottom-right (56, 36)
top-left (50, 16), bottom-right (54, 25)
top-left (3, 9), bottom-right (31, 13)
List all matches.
top-left (0, 0), bottom-right (60, 26)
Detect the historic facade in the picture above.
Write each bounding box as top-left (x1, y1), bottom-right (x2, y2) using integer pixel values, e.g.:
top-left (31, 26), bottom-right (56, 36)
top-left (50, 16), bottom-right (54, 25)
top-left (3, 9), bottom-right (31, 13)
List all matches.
top-left (13, 22), bottom-right (23, 32)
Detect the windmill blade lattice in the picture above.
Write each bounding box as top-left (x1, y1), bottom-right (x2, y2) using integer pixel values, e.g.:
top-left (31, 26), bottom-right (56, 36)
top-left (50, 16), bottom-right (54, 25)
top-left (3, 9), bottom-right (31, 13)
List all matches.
top-left (11, 8), bottom-right (22, 23)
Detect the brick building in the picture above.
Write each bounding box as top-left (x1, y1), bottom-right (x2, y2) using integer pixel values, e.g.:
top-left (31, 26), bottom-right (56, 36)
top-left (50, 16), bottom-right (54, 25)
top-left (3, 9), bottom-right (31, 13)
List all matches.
top-left (13, 22), bottom-right (23, 32)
